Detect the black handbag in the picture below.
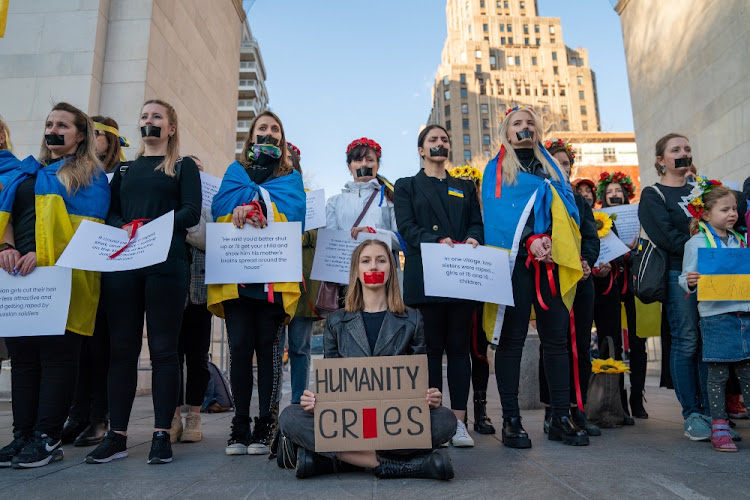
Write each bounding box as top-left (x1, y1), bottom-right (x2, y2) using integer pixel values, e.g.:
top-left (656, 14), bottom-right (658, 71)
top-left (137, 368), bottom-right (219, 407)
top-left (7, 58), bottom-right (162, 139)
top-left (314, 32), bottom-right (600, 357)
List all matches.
top-left (631, 186), bottom-right (669, 304)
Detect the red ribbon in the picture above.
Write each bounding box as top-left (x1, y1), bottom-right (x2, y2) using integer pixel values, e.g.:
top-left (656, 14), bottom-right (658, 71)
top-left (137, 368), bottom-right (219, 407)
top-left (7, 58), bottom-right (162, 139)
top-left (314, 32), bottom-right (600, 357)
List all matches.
top-left (242, 201), bottom-right (267, 228)
top-left (525, 234), bottom-right (556, 311)
top-left (494, 146), bottom-right (506, 198)
top-left (365, 226), bottom-right (377, 234)
top-left (109, 218), bottom-right (151, 259)
top-left (569, 309), bottom-right (584, 412)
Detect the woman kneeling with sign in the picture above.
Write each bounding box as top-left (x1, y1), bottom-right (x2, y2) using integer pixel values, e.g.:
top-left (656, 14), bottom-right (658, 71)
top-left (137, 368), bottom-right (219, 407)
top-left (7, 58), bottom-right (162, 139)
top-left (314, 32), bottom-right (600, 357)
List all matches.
top-left (278, 239), bottom-right (457, 480)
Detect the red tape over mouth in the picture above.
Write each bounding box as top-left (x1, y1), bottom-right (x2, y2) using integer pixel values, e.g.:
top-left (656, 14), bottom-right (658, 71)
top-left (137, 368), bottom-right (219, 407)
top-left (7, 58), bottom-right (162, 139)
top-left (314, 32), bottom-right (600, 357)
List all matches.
top-left (363, 271), bottom-right (385, 284)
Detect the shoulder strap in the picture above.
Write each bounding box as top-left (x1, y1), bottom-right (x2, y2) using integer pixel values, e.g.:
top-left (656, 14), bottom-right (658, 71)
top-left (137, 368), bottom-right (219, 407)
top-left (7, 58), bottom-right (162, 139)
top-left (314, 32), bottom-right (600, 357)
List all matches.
top-left (649, 184), bottom-right (666, 203)
top-left (639, 185), bottom-right (667, 244)
top-left (353, 189), bottom-right (379, 228)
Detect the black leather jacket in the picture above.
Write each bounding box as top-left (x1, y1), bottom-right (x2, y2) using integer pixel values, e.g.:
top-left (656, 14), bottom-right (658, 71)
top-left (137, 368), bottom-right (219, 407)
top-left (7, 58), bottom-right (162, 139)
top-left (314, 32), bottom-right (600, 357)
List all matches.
top-left (323, 307), bottom-right (426, 358)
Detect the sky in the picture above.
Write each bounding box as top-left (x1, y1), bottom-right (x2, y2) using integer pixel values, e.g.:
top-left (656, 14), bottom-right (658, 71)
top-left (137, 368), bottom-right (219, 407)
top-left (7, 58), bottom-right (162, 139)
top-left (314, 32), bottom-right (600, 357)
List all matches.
top-left (246, 0), bottom-right (633, 197)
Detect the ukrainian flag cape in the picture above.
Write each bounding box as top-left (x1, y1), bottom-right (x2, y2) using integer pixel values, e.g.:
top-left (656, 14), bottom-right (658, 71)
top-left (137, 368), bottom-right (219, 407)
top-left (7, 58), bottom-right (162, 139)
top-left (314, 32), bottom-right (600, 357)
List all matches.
top-left (208, 161), bottom-right (305, 322)
top-left (482, 146), bottom-right (582, 344)
top-left (0, 150), bottom-right (110, 336)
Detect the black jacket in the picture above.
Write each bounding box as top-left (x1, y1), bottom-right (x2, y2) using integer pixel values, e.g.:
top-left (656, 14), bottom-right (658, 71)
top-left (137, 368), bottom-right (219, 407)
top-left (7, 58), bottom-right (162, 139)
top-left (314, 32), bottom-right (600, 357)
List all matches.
top-left (577, 194), bottom-right (600, 269)
top-left (394, 170), bottom-right (484, 305)
top-left (323, 307), bottom-right (425, 358)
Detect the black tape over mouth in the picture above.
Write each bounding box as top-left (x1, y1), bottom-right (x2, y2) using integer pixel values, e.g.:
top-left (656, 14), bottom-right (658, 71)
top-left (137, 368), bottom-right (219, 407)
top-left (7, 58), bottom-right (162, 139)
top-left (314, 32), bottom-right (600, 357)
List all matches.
top-left (45, 134), bottom-right (65, 146)
top-left (674, 157), bottom-right (692, 168)
top-left (515, 130), bottom-right (533, 141)
top-left (140, 125), bottom-right (161, 138)
top-left (429, 147), bottom-right (449, 157)
top-left (355, 167), bottom-right (374, 177)
top-left (256, 134), bottom-right (279, 146)
top-left (608, 197), bottom-right (624, 205)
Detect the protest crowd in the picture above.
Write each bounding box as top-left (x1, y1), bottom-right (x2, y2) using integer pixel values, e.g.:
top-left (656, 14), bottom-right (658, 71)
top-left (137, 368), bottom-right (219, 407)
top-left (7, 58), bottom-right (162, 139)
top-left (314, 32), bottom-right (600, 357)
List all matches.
top-left (0, 102), bottom-right (749, 481)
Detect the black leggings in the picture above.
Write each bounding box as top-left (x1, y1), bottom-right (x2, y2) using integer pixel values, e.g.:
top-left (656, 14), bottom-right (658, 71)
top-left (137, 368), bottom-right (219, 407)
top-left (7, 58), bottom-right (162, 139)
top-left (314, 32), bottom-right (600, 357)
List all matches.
top-left (539, 276), bottom-right (594, 405)
top-left (103, 259), bottom-right (189, 431)
top-left (6, 331), bottom-right (82, 439)
top-left (496, 258), bottom-right (570, 417)
top-left (707, 361), bottom-right (750, 420)
top-left (69, 306), bottom-right (110, 422)
top-left (622, 292), bottom-right (647, 402)
top-left (177, 303), bottom-right (212, 407)
top-left (471, 306), bottom-right (490, 393)
top-left (223, 297), bottom-right (285, 418)
top-left (417, 302), bottom-right (474, 412)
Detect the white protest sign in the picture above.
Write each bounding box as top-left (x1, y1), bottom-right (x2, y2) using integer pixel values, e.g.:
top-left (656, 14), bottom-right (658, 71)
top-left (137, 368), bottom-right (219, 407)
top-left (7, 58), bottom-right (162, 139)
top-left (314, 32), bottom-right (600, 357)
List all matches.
top-left (305, 189), bottom-right (326, 230)
top-left (0, 267), bottom-right (72, 337)
top-left (310, 228), bottom-right (392, 285)
top-left (599, 205), bottom-right (640, 247)
top-left (55, 211), bottom-right (174, 272)
top-left (199, 171), bottom-right (221, 212)
top-left (420, 243), bottom-right (514, 306)
top-left (595, 231), bottom-right (630, 267)
top-left (205, 221), bottom-right (302, 284)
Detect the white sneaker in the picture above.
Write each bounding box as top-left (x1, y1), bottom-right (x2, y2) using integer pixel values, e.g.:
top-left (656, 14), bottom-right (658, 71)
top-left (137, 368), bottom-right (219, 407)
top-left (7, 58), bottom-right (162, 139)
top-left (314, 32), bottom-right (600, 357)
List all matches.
top-left (451, 420), bottom-right (475, 447)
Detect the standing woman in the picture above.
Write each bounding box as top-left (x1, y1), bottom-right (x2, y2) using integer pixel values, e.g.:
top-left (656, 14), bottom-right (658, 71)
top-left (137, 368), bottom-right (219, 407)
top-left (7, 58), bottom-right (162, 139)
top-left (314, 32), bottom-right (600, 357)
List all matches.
top-left (639, 133), bottom-right (710, 440)
top-left (208, 111), bottom-right (305, 456)
top-left (326, 137), bottom-right (401, 249)
top-left (483, 106), bottom-right (588, 448)
top-left (85, 100), bottom-right (201, 465)
top-left (0, 102), bottom-right (110, 468)
top-left (394, 125), bottom-right (483, 448)
top-left (62, 116), bottom-right (127, 447)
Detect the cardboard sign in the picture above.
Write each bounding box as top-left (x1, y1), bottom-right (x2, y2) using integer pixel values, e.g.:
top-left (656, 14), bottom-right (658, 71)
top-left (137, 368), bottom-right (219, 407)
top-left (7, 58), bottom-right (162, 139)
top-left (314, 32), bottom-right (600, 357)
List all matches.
top-left (313, 355), bottom-right (431, 452)
top-left (0, 267), bottom-right (72, 337)
top-left (421, 243), bottom-right (514, 305)
top-left (697, 247), bottom-right (750, 301)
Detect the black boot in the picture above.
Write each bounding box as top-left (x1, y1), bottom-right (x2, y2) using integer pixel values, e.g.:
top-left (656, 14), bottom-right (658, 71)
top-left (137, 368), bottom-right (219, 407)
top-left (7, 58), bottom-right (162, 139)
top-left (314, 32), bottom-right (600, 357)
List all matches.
top-left (375, 449), bottom-right (454, 480)
top-left (61, 418), bottom-right (88, 445)
top-left (74, 420), bottom-right (109, 447)
top-left (543, 407), bottom-right (551, 434)
top-left (570, 408), bottom-right (601, 436)
top-left (473, 391), bottom-right (496, 434)
top-left (630, 392), bottom-right (649, 419)
top-left (295, 447), bottom-right (337, 478)
top-left (501, 416), bottom-right (532, 449)
top-left (548, 414), bottom-right (589, 446)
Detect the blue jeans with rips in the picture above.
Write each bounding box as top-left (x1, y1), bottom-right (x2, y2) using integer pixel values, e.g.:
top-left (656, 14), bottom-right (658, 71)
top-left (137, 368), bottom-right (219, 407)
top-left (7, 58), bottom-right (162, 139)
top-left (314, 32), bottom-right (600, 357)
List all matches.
top-left (666, 270), bottom-right (708, 419)
top-left (284, 316), bottom-right (313, 404)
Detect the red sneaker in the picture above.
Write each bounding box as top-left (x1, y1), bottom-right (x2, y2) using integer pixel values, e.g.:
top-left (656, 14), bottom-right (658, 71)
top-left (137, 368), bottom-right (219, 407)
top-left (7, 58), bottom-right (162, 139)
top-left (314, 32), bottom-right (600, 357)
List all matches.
top-left (727, 394), bottom-right (748, 419)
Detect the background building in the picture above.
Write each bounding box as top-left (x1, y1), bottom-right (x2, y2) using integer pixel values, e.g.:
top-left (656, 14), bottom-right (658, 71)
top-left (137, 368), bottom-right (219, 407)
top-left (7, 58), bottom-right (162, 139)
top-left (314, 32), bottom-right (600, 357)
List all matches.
top-left (0, 0), bottom-right (246, 177)
top-left (235, 17), bottom-right (269, 161)
top-left (428, 0), bottom-right (601, 165)
top-left (615, 0), bottom-right (750, 188)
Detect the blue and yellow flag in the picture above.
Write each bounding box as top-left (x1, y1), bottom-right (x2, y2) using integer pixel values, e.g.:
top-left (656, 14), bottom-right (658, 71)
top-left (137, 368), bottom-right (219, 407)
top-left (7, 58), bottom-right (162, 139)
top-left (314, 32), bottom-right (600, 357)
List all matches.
top-left (208, 162), bottom-right (305, 322)
top-left (0, 150), bottom-right (110, 335)
top-left (481, 147), bottom-right (582, 343)
top-left (0, 0), bottom-right (9, 38)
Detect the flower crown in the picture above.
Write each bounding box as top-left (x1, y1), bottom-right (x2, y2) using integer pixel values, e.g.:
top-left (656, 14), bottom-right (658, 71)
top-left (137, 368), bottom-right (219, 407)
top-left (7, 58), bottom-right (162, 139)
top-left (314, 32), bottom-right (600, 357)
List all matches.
top-left (686, 176), bottom-right (723, 219)
top-left (503, 105), bottom-right (535, 120)
top-left (597, 171), bottom-right (636, 201)
top-left (448, 165), bottom-right (483, 183)
top-left (287, 142), bottom-right (301, 158)
top-left (346, 137), bottom-right (382, 158)
top-left (543, 138), bottom-right (575, 160)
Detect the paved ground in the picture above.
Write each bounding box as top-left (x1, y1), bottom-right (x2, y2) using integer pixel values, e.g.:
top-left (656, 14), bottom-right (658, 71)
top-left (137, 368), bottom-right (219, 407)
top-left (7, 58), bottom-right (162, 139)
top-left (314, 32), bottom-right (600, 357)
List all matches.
top-left (1, 371), bottom-right (749, 499)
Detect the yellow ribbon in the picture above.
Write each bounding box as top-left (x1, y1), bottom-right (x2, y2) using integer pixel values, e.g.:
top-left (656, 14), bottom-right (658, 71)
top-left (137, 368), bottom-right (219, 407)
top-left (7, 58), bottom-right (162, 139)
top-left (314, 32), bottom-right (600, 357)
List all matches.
top-left (94, 121), bottom-right (128, 162)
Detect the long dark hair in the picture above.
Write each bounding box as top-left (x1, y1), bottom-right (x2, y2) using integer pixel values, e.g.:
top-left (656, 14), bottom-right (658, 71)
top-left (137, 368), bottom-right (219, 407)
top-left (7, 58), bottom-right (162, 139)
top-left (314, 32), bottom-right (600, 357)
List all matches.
top-left (240, 110), bottom-right (291, 175)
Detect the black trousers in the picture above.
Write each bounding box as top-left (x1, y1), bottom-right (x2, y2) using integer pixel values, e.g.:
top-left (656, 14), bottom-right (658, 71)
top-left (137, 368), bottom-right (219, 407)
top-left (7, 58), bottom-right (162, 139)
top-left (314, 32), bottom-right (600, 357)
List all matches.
top-left (6, 331), bottom-right (82, 439)
top-left (103, 258), bottom-right (189, 431)
top-left (622, 292), bottom-right (647, 402)
top-left (177, 303), bottom-right (212, 407)
top-left (69, 306), bottom-right (109, 422)
top-left (660, 310), bottom-right (674, 389)
top-left (539, 276), bottom-right (594, 405)
top-left (416, 302), bottom-right (474, 412)
top-left (496, 259), bottom-right (570, 417)
top-left (471, 306), bottom-right (490, 393)
top-left (223, 296), bottom-right (285, 418)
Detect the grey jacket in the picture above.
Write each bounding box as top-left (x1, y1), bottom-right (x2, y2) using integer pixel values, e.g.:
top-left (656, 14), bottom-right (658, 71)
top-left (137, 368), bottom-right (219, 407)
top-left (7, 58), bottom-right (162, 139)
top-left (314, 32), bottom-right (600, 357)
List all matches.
top-left (323, 307), bottom-right (426, 358)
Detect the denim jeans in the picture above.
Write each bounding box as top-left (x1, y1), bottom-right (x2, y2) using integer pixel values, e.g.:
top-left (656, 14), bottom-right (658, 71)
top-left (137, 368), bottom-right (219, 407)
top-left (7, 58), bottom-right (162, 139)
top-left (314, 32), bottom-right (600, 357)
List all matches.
top-left (665, 270), bottom-right (708, 418)
top-left (285, 316), bottom-right (313, 403)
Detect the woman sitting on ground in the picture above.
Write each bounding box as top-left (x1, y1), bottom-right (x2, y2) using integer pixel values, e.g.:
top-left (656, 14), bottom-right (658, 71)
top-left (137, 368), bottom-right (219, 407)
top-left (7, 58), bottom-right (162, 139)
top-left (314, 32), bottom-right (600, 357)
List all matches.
top-left (278, 239), bottom-right (457, 480)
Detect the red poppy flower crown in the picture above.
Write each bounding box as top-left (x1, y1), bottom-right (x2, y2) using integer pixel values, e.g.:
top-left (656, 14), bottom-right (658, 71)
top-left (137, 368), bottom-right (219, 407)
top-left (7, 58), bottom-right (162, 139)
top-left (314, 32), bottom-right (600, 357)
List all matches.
top-left (503, 105), bottom-right (535, 120)
top-left (543, 138), bottom-right (575, 160)
top-left (287, 142), bottom-right (301, 158)
top-left (597, 171), bottom-right (636, 201)
top-left (346, 137), bottom-right (382, 158)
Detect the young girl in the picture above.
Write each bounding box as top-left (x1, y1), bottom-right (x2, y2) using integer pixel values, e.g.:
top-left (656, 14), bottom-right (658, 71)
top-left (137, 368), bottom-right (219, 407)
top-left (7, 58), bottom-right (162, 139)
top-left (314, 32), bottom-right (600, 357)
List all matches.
top-left (679, 180), bottom-right (749, 452)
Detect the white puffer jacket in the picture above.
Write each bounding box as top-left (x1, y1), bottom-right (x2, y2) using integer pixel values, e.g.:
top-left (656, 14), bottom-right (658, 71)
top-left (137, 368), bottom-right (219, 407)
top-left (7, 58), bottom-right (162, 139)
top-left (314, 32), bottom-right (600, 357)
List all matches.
top-left (325, 179), bottom-right (400, 250)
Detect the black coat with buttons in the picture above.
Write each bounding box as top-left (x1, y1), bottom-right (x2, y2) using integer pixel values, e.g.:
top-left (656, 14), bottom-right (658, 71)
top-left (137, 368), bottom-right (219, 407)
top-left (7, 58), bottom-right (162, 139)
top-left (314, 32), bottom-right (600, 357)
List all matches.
top-left (394, 169), bottom-right (484, 305)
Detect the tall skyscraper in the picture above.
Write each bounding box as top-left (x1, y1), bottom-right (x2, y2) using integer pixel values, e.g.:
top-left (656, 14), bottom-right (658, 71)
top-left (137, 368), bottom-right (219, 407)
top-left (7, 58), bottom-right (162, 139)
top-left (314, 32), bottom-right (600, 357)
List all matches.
top-left (235, 18), bottom-right (270, 161)
top-left (428, 0), bottom-right (601, 164)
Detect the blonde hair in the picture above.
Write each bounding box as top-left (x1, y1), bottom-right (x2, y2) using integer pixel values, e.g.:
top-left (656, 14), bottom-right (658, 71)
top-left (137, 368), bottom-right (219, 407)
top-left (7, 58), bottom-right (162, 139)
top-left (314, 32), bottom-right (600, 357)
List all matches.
top-left (136, 99), bottom-right (180, 177)
top-left (498, 108), bottom-right (560, 185)
top-left (0, 115), bottom-right (12, 151)
top-left (240, 110), bottom-right (291, 176)
top-left (37, 102), bottom-right (101, 195)
top-left (344, 239), bottom-right (405, 314)
top-left (689, 186), bottom-right (736, 236)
